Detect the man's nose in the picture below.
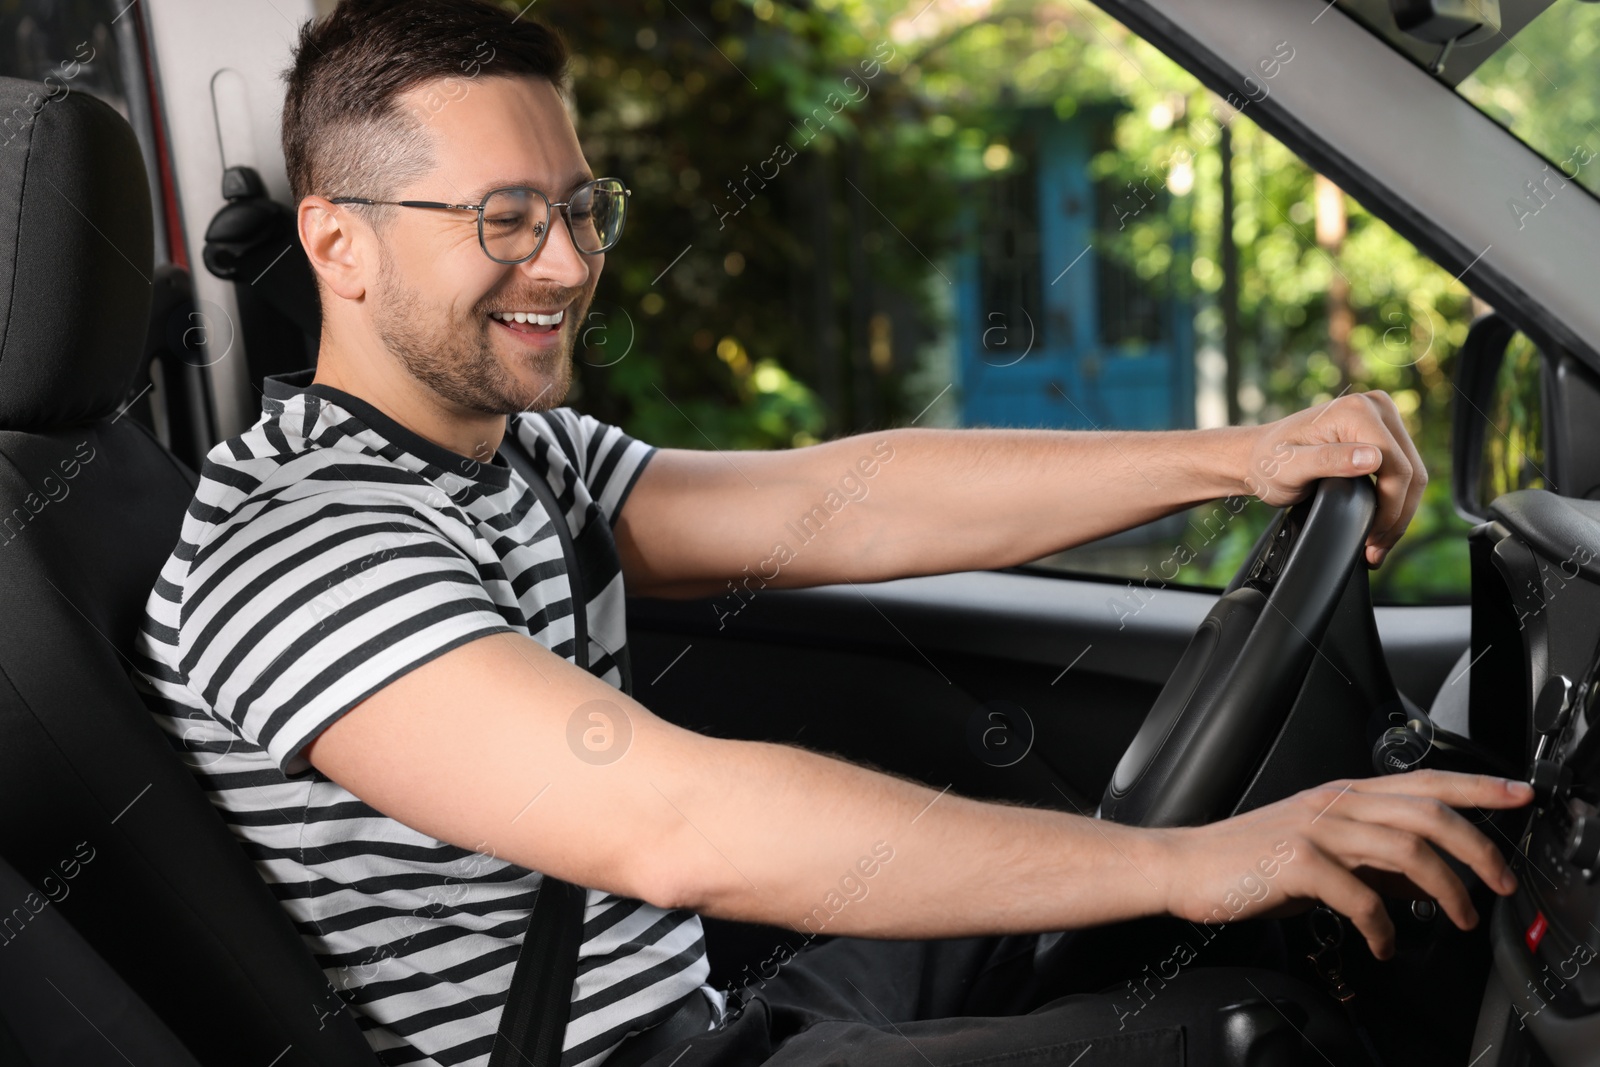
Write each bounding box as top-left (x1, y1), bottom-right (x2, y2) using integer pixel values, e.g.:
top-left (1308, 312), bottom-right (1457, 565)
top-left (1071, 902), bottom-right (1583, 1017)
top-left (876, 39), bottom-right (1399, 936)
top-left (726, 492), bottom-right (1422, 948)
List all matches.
top-left (518, 210), bottom-right (592, 289)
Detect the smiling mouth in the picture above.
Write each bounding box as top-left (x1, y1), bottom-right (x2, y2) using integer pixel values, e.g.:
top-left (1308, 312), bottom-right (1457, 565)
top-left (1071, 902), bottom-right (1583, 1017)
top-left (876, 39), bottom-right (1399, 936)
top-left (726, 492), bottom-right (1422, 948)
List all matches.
top-left (489, 308), bottom-right (565, 336)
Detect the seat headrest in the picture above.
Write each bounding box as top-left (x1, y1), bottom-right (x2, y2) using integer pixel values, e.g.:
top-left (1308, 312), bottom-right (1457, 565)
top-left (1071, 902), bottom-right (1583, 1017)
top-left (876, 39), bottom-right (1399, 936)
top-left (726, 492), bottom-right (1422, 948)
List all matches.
top-left (0, 77), bottom-right (153, 432)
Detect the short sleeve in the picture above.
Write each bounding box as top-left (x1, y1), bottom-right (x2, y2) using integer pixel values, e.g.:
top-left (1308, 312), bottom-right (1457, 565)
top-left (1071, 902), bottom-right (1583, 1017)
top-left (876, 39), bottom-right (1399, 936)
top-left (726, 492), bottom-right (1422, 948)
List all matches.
top-left (520, 409), bottom-right (656, 525)
top-left (177, 484), bottom-right (518, 778)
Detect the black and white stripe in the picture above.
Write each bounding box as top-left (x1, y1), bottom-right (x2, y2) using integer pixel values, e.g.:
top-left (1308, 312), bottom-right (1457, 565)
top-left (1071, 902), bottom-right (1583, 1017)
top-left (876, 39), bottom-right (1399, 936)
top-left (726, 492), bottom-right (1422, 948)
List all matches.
top-left (132, 368), bottom-right (719, 1067)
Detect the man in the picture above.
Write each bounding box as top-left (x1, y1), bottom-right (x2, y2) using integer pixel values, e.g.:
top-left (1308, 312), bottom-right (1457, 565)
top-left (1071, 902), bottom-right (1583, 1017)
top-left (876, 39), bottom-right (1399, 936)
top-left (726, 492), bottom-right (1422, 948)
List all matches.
top-left (133, 1), bottom-right (1530, 1065)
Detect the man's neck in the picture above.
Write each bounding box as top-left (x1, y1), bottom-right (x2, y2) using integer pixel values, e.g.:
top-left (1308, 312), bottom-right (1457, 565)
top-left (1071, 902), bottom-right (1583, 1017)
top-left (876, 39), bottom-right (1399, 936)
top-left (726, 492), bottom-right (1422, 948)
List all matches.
top-left (311, 341), bottom-right (507, 465)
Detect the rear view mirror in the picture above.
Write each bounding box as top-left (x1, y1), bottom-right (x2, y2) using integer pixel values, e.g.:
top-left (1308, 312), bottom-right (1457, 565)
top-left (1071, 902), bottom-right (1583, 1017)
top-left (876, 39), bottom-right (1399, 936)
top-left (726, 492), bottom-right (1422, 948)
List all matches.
top-left (1389, 0), bottom-right (1500, 71)
top-left (1390, 0), bottom-right (1501, 41)
top-left (1451, 311), bottom-right (1547, 522)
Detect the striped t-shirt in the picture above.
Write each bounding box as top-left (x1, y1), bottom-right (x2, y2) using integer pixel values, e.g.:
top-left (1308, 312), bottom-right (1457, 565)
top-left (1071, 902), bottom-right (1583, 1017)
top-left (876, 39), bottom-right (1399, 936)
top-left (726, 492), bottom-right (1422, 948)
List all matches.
top-left (131, 367), bottom-right (721, 1067)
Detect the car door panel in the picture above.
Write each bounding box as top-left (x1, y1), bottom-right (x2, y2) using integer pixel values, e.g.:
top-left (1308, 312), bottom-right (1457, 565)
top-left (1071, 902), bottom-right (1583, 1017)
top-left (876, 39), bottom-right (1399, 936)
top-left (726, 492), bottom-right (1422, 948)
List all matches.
top-left (629, 570), bottom-right (1470, 805)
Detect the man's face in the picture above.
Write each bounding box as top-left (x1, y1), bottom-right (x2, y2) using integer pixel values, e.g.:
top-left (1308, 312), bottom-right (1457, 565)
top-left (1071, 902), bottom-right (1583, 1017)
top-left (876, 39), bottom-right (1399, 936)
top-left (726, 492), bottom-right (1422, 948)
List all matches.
top-left (368, 75), bottom-right (600, 420)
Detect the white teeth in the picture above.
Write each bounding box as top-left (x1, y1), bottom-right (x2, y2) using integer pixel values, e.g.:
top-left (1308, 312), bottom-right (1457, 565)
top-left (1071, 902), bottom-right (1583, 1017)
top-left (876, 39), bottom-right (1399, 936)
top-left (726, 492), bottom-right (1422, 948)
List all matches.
top-left (491, 309), bottom-right (566, 325)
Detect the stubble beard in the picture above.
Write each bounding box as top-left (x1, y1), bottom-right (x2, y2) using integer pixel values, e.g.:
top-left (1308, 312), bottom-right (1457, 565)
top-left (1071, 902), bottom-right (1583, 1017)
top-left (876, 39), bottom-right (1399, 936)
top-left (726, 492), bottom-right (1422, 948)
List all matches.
top-left (373, 246), bottom-right (585, 417)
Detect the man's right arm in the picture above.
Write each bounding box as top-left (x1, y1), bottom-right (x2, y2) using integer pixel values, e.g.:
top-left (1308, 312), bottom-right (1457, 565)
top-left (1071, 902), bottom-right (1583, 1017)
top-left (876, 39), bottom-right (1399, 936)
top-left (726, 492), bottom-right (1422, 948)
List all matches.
top-left (305, 630), bottom-right (1530, 958)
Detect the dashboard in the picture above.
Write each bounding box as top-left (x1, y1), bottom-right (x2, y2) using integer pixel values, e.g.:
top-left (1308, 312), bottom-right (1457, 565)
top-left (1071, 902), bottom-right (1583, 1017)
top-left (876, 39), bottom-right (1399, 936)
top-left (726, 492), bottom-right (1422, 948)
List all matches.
top-left (1470, 490), bottom-right (1600, 1064)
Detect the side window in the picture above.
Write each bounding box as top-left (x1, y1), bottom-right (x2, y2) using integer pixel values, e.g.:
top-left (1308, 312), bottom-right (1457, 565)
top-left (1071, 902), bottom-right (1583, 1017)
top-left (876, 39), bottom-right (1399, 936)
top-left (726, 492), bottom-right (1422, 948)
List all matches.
top-left (1092, 118), bottom-right (1171, 349)
top-left (975, 137), bottom-right (1045, 363)
top-left (945, 44), bottom-right (1473, 606)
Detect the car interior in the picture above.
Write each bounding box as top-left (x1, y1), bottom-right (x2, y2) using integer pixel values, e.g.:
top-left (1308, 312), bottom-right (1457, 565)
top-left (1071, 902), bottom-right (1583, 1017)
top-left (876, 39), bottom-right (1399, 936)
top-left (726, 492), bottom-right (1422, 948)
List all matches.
top-left (2, 0), bottom-right (1600, 1064)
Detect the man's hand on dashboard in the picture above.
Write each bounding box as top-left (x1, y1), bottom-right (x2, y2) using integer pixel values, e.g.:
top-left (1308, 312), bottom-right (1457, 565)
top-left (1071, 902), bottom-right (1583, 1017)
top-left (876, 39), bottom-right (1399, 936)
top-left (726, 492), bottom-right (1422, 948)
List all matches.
top-left (1240, 389), bottom-right (1427, 567)
top-left (1153, 769), bottom-right (1532, 961)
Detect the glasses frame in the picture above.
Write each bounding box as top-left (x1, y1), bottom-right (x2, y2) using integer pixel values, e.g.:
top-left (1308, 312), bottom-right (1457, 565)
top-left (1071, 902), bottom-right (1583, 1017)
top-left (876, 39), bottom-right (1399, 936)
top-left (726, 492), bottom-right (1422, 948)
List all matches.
top-left (329, 177), bottom-right (631, 264)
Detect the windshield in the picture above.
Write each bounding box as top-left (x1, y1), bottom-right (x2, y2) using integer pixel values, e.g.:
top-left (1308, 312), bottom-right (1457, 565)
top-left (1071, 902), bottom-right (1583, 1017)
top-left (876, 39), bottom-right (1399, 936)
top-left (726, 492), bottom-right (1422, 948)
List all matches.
top-left (1338, 0), bottom-right (1600, 203)
top-left (1453, 0), bottom-right (1600, 201)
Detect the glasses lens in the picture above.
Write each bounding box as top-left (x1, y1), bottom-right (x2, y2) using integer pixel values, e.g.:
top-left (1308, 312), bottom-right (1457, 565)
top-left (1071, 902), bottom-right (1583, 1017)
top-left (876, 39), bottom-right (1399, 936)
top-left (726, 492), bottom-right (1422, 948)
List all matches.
top-left (568, 179), bottom-right (627, 253)
top-left (481, 188), bottom-right (550, 263)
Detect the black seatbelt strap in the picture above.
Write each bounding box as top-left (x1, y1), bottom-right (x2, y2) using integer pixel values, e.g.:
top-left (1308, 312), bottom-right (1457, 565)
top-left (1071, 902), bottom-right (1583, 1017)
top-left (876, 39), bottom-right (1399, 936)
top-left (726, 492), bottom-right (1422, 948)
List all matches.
top-left (503, 434), bottom-right (590, 673)
top-left (497, 429), bottom-right (636, 694)
top-left (487, 433), bottom-right (600, 1067)
top-left (489, 877), bottom-right (586, 1067)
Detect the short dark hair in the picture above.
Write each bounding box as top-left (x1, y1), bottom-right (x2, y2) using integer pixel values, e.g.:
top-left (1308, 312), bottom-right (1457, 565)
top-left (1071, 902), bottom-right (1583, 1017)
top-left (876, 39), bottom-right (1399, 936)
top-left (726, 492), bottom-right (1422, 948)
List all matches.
top-left (280, 0), bottom-right (570, 218)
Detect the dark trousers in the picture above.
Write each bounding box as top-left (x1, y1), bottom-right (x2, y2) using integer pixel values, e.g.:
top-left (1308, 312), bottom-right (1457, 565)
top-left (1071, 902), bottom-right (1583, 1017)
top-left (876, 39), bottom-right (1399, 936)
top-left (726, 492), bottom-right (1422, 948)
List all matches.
top-left (645, 918), bottom-right (1369, 1066)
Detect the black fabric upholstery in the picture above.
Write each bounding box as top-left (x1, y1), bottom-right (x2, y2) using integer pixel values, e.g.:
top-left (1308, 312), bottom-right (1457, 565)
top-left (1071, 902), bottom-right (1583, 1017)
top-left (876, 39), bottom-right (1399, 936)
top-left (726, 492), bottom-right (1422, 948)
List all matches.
top-left (0, 850), bottom-right (202, 1065)
top-left (0, 78), bottom-right (150, 431)
top-left (0, 77), bottom-right (379, 1067)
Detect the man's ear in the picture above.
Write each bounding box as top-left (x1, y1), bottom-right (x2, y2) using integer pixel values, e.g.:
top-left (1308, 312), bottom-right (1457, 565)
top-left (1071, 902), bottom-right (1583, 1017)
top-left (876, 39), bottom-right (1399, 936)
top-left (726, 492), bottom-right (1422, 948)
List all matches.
top-left (298, 195), bottom-right (367, 301)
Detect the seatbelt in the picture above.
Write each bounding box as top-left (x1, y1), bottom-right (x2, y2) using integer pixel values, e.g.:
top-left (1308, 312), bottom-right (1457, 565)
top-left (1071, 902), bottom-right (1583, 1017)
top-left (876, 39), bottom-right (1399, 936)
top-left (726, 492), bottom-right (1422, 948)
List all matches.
top-left (487, 432), bottom-right (609, 1067)
top-left (489, 877), bottom-right (586, 1067)
top-left (497, 427), bottom-right (636, 692)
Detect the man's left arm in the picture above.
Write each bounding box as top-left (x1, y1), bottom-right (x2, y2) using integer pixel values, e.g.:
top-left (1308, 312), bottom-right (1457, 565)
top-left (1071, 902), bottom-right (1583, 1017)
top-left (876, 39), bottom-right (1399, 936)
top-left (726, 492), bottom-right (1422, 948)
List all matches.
top-left (614, 390), bottom-right (1425, 599)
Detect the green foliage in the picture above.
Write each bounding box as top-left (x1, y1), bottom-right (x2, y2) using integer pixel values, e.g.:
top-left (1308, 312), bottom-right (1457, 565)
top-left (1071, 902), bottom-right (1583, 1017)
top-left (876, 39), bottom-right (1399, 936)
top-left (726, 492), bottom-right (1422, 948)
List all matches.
top-left (1456, 2), bottom-right (1600, 199)
top-left (1480, 334), bottom-right (1547, 502)
top-left (542, 0), bottom-right (1494, 603)
top-left (537, 0), bottom-right (961, 448)
top-left (841, 0), bottom-right (1476, 602)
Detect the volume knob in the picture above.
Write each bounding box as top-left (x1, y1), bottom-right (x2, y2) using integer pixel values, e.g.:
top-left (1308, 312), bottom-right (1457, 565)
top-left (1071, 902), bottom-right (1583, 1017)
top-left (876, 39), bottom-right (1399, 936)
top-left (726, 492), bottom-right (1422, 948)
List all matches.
top-left (1530, 758), bottom-right (1570, 804)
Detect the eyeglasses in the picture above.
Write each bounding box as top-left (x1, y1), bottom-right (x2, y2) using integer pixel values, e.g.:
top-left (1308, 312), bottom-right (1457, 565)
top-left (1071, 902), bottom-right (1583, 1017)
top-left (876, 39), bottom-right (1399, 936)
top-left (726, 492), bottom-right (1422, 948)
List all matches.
top-left (329, 177), bottom-right (630, 264)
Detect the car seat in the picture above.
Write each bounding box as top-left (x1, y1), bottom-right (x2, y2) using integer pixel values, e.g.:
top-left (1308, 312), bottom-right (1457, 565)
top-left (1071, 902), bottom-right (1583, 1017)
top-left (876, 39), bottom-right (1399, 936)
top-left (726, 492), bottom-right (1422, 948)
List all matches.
top-left (0, 75), bottom-right (377, 1067)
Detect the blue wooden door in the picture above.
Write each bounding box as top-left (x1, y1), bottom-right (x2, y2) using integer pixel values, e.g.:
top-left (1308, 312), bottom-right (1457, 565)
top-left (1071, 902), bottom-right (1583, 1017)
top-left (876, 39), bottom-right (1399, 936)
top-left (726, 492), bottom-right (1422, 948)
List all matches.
top-left (956, 112), bottom-right (1194, 432)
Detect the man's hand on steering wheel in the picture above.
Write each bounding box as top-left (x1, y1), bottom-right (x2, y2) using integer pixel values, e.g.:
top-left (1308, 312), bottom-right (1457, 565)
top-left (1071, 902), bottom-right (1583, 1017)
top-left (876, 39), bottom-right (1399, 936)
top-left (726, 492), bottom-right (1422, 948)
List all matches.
top-left (1241, 389), bottom-right (1427, 568)
top-left (1150, 769), bottom-right (1532, 961)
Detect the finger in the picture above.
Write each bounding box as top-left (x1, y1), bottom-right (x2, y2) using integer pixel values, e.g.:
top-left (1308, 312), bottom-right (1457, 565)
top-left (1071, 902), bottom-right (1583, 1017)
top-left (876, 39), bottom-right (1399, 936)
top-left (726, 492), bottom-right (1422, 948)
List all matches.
top-left (1361, 391), bottom-right (1427, 563)
top-left (1365, 390), bottom-right (1428, 496)
top-left (1346, 397), bottom-right (1412, 558)
top-left (1301, 849), bottom-right (1396, 960)
top-left (1319, 819), bottom-right (1478, 930)
top-left (1284, 442), bottom-right (1383, 485)
top-left (1345, 769), bottom-right (1534, 811)
top-left (1331, 790), bottom-right (1518, 897)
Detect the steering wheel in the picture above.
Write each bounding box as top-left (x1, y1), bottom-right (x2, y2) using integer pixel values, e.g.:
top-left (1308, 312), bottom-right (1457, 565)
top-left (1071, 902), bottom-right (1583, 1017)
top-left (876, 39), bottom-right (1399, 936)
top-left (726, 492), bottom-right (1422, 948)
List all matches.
top-left (1097, 477), bottom-right (1377, 828)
